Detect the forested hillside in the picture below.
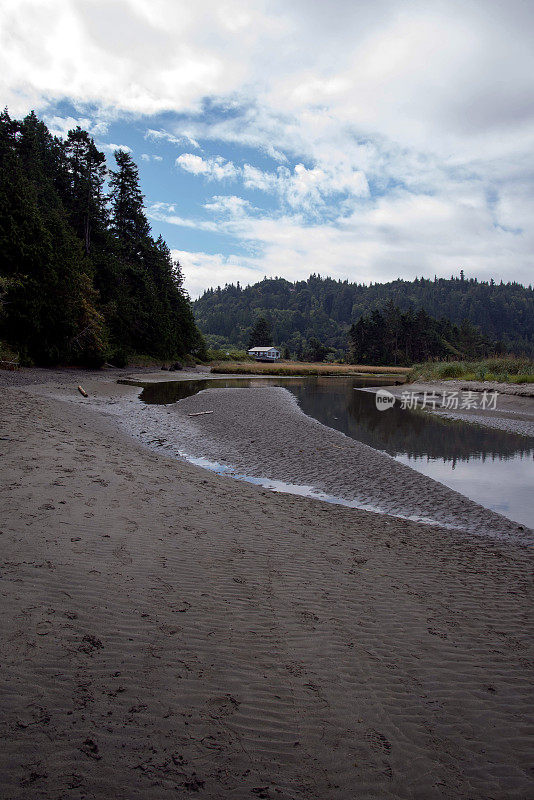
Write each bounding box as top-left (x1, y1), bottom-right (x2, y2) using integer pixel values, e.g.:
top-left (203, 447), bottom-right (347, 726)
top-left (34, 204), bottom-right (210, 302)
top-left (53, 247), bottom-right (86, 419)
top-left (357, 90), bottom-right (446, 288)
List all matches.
top-left (349, 302), bottom-right (495, 366)
top-left (0, 110), bottom-right (204, 365)
top-left (194, 274), bottom-right (534, 357)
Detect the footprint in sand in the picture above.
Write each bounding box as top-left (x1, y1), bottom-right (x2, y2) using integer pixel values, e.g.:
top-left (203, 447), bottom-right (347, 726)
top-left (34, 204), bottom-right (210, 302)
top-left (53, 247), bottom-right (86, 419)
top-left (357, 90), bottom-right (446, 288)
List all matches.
top-left (206, 694), bottom-right (240, 719)
top-left (36, 621), bottom-right (53, 636)
top-left (79, 634), bottom-right (104, 653)
top-left (365, 729), bottom-right (391, 754)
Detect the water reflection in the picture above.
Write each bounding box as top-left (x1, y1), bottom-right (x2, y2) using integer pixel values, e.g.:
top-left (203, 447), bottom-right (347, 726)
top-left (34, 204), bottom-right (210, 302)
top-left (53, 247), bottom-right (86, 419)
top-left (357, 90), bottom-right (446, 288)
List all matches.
top-left (291, 379), bottom-right (533, 463)
top-left (140, 376), bottom-right (533, 464)
top-left (138, 376), bottom-right (533, 527)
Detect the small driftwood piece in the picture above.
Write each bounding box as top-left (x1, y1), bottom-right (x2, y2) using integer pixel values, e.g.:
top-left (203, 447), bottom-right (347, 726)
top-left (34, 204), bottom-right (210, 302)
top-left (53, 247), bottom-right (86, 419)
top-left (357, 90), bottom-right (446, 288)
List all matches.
top-left (187, 411), bottom-right (213, 417)
top-left (77, 385), bottom-right (89, 398)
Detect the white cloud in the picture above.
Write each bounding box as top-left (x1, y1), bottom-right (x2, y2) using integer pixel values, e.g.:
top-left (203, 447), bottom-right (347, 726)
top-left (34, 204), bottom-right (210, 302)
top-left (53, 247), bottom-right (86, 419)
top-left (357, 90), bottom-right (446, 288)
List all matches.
top-left (203, 195), bottom-right (253, 215)
top-left (177, 157), bottom-right (369, 213)
top-left (2, 0), bottom-right (533, 287)
top-left (101, 142), bottom-right (133, 153)
top-left (141, 153), bottom-right (163, 162)
top-left (280, 163), bottom-right (369, 210)
top-left (43, 114), bottom-right (109, 139)
top-left (242, 164), bottom-right (278, 193)
top-left (147, 201), bottom-right (219, 232)
top-left (159, 186), bottom-right (534, 297)
top-left (5, 0), bottom-right (533, 156)
top-left (145, 128), bottom-right (201, 149)
top-left (172, 249), bottom-right (265, 296)
top-left (176, 153), bottom-right (238, 180)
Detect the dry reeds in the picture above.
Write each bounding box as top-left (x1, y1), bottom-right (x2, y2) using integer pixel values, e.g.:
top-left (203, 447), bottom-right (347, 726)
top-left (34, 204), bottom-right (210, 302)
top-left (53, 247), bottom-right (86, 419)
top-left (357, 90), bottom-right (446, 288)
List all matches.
top-left (211, 361), bottom-right (410, 377)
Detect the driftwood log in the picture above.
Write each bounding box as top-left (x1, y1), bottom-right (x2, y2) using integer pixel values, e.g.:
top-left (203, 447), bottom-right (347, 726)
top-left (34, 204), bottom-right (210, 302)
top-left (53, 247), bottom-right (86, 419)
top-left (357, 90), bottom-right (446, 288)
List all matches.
top-left (187, 411), bottom-right (213, 417)
top-left (77, 385), bottom-right (89, 398)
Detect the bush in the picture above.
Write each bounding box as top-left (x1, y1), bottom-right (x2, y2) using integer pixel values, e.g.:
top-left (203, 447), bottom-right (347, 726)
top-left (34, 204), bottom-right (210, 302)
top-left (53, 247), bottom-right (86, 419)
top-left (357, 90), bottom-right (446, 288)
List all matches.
top-left (437, 362), bottom-right (465, 379)
top-left (207, 348), bottom-right (253, 362)
top-left (410, 357), bottom-right (534, 383)
top-left (110, 349), bottom-right (129, 368)
top-left (0, 340), bottom-right (20, 364)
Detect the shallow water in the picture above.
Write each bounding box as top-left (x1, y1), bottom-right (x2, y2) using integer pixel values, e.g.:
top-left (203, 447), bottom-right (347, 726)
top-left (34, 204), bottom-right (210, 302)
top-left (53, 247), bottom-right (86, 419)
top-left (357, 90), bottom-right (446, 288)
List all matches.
top-left (139, 377), bottom-right (534, 528)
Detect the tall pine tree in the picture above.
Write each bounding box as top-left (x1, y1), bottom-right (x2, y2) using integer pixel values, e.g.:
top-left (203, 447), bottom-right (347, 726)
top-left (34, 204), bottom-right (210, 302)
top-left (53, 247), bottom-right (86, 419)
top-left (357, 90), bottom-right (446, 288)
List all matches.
top-left (64, 127), bottom-right (107, 255)
top-left (0, 112), bottom-right (204, 365)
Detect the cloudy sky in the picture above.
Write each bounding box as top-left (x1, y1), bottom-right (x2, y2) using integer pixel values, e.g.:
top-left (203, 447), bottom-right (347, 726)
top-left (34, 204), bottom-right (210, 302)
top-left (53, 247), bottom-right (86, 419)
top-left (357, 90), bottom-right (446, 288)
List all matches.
top-left (1, 0), bottom-right (533, 296)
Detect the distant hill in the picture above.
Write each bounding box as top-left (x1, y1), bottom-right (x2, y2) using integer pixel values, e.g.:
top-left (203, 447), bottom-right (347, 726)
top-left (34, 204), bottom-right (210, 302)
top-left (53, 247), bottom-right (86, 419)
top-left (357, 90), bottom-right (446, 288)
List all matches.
top-left (193, 274), bottom-right (534, 357)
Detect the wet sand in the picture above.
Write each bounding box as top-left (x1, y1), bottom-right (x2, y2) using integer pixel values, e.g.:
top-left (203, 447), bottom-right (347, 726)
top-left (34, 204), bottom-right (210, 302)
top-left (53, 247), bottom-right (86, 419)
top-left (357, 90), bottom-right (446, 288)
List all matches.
top-left (1, 369), bottom-right (533, 799)
top-left (114, 384), bottom-right (529, 538)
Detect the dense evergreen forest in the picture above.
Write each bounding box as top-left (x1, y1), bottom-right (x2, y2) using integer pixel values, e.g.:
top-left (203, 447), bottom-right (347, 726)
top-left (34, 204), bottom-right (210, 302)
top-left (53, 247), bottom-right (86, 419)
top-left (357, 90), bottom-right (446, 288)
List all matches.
top-left (0, 110), bottom-right (204, 365)
top-left (194, 274), bottom-right (534, 358)
top-left (348, 302), bottom-right (495, 365)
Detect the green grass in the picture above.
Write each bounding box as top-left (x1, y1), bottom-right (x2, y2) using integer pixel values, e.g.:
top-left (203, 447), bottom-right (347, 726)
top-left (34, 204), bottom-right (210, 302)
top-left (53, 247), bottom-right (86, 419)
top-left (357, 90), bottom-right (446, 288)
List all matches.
top-left (206, 348), bottom-right (253, 362)
top-left (409, 357), bottom-right (534, 384)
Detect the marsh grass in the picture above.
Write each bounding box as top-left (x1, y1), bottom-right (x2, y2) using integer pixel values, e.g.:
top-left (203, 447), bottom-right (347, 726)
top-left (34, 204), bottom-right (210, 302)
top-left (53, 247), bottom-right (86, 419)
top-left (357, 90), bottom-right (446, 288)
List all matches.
top-left (211, 361), bottom-right (411, 377)
top-left (409, 357), bottom-right (534, 384)
top-left (206, 349), bottom-right (253, 362)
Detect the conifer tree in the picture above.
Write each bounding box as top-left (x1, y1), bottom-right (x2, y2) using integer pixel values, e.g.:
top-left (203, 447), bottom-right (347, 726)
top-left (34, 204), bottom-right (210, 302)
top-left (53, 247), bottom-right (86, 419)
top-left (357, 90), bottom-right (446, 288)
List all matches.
top-left (0, 111), bottom-right (204, 365)
top-left (247, 316), bottom-right (272, 349)
top-left (348, 303), bottom-right (492, 365)
top-left (109, 150), bottom-right (150, 254)
top-left (0, 110), bottom-right (106, 364)
top-left (64, 127), bottom-right (107, 254)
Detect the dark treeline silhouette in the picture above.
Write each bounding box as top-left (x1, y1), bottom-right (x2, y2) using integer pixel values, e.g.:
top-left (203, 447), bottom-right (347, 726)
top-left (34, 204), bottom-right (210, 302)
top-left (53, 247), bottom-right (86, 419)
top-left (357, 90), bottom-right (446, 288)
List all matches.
top-left (348, 301), bottom-right (494, 365)
top-left (194, 274), bottom-right (534, 358)
top-left (0, 110), bottom-right (204, 365)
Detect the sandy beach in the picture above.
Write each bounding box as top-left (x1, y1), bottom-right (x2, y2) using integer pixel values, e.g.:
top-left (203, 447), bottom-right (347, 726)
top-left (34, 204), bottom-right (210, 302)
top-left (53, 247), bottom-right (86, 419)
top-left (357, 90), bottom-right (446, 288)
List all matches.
top-left (1, 368), bottom-right (533, 799)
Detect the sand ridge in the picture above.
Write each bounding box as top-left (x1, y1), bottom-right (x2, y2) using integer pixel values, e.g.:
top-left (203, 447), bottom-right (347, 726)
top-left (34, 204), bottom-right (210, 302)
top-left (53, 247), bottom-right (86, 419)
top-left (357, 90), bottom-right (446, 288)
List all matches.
top-left (116, 384), bottom-right (530, 539)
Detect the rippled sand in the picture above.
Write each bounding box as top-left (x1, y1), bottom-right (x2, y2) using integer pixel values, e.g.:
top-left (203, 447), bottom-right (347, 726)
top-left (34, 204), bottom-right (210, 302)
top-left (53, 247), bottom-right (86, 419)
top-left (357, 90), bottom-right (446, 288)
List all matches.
top-left (122, 384), bottom-right (530, 539)
top-left (0, 370), bottom-right (532, 799)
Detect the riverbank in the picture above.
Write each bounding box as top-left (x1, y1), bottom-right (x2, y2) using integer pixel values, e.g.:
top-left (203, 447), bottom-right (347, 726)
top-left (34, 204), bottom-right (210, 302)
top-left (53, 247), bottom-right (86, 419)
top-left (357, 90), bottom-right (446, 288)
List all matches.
top-left (115, 383), bottom-right (527, 537)
top-left (1, 369), bottom-right (533, 799)
top-left (370, 380), bottom-right (534, 437)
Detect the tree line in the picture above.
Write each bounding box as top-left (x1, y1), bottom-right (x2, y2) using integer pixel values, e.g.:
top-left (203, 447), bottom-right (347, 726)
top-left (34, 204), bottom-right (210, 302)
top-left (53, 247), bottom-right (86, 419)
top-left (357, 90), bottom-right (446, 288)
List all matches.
top-left (0, 110), bottom-right (204, 365)
top-left (348, 301), bottom-right (496, 365)
top-left (247, 316), bottom-right (329, 361)
top-left (194, 274), bottom-right (534, 358)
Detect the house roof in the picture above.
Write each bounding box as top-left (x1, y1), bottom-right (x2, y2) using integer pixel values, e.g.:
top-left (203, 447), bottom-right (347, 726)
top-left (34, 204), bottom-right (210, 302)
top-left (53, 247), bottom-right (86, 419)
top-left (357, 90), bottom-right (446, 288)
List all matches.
top-left (248, 346), bottom-right (279, 352)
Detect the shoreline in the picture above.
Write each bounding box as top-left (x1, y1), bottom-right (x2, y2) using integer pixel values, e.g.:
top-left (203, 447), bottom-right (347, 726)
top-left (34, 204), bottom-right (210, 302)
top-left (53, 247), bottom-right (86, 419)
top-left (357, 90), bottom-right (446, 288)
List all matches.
top-left (116, 370), bottom-right (533, 536)
top-left (20, 366), bottom-right (533, 537)
top-left (115, 383), bottom-right (529, 540)
top-left (1, 369), bottom-right (533, 798)
top-left (361, 380), bottom-right (534, 438)
top-left (4, 367), bottom-right (533, 534)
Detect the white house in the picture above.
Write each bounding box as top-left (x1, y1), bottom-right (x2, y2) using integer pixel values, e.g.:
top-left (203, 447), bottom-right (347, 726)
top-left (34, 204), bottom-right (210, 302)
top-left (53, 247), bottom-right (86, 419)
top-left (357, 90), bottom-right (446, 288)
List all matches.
top-left (247, 346), bottom-right (281, 362)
